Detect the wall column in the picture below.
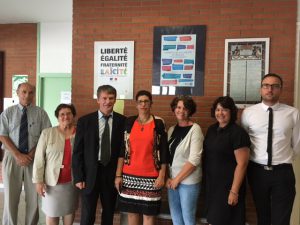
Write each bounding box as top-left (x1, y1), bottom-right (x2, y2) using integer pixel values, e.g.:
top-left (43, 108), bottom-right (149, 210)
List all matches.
top-left (291, 18), bottom-right (300, 225)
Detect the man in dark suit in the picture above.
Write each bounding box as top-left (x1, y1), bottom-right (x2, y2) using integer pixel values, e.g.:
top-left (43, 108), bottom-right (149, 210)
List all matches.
top-left (72, 85), bottom-right (126, 225)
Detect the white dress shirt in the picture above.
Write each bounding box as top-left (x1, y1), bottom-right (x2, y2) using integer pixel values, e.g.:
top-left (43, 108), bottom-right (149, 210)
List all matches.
top-left (241, 102), bottom-right (300, 165)
top-left (0, 104), bottom-right (51, 151)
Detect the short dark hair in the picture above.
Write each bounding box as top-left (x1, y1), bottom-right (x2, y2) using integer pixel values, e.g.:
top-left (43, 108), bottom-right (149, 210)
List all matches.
top-left (211, 96), bottom-right (237, 123)
top-left (55, 103), bottom-right (76, 118)
top-left (97, 85), bottom-right (117, 98)
top-left (170, 95), bottom-right (196, 117)
top-left (135, 90), bottom-right (152, 102)
top-left (262, 73), bottom-right (283, 87)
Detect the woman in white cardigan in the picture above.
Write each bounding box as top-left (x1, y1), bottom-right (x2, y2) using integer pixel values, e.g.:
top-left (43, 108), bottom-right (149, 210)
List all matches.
top-left (166, 96), bottom-right (204, 225)
top-left (32, 104), bottom-right (78, 225)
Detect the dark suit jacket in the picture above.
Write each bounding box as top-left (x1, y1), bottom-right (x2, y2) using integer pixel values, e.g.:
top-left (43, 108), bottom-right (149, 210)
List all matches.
top-left (72, 111), bottom-right (126, 194)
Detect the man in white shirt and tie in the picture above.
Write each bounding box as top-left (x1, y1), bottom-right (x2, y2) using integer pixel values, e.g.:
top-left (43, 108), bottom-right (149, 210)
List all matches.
top-left (241, 73), bottom-right (300, 225)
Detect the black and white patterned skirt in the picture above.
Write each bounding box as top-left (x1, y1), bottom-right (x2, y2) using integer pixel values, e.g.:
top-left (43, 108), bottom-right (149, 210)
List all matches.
top-left (118, 173), bottom-right (162, 215)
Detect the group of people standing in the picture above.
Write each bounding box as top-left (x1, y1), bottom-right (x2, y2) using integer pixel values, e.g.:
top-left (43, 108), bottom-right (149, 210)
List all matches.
top-left (0, 72), bottom-right (299, 225)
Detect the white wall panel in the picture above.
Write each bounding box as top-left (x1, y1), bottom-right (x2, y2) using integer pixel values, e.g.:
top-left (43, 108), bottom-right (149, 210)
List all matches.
top-left (40, 22), bottom-right (72, 73)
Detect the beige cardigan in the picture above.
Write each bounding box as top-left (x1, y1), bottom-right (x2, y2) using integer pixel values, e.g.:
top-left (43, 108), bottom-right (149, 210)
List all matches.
top-left (32, 126), bottom-right (75, 186)
top-left (168, 123), bottom-right (204, 184)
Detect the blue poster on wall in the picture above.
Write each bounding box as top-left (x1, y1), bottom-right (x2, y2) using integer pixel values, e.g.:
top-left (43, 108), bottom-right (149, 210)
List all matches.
top-left (152, 25), bottom-right (206, 96)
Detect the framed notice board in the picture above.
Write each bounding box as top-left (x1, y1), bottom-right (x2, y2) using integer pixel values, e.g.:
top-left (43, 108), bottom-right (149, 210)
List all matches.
top-left (224, 38), bottom-right (270, 107)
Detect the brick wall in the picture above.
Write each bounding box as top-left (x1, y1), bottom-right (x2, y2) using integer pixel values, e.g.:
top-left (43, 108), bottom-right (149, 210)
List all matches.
top-left (0, 24), bottom-right (37, 97)
top-left (72, 0), bottom-right (296, 123)
top-left (72, 0), bottom-right (297, 224)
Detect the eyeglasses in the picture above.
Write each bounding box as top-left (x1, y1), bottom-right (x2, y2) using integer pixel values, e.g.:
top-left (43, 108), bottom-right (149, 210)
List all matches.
top-left (261, 83), bottom-right (281, 89)
top-left (137, 100), bottom-right (151, 105)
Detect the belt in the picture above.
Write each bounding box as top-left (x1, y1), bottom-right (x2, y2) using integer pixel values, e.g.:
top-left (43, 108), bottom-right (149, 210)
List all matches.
top-left (250, 161), bottom-right (292, 171)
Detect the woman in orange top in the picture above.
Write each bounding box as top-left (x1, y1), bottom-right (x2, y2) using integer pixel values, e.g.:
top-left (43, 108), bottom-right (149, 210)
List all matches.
top-left (115, 90), bottom-right (169, 225)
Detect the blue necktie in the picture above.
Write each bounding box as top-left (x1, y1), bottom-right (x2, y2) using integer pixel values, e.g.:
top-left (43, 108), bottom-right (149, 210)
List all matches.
top-left (101, 115), bottom-right (111, 166)
top-left (19, 107), bottom-right (29, 153)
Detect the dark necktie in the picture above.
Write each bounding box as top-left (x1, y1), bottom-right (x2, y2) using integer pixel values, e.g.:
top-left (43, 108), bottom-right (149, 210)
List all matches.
top-left (101, 115), bottom-right (111, 166)
top-left (19, 107), bottom-right (29, 153)
top-left (267, 107), bottom-right (273, 167)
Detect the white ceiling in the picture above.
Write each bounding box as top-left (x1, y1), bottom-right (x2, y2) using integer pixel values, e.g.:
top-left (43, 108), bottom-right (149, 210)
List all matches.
top-left (0, 0), bottom-right (72, 24)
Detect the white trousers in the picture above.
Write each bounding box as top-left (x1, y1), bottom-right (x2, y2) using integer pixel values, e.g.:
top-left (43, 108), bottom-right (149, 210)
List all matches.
top-left (2, 151), bottom-right (39, 225)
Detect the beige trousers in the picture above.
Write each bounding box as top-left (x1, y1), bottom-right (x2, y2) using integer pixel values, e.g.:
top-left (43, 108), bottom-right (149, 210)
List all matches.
top-left (2, 151), bottom-right (39, 225)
